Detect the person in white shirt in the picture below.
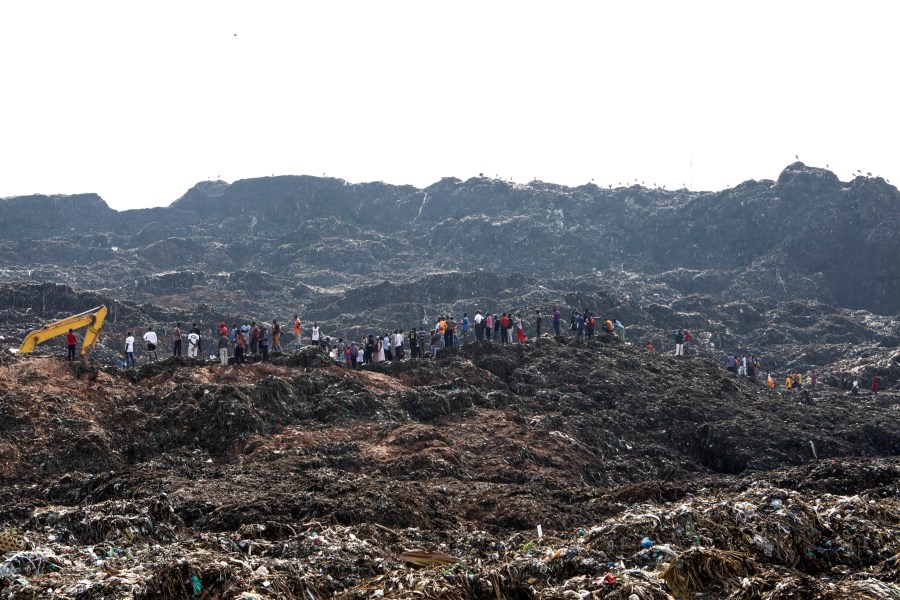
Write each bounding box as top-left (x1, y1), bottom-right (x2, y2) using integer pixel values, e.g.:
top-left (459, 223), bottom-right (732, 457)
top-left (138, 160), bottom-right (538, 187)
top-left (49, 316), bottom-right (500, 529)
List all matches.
top-left (143, 327), bottom-right (159, 362)
top-left (311, 323), bottom-right (321, 348)
top-left (187, 331), bottom-right (200, 358)
top-left (393, 330), bottom-right (404, 360)
top-left (124, 332), bottom-right (136, 368)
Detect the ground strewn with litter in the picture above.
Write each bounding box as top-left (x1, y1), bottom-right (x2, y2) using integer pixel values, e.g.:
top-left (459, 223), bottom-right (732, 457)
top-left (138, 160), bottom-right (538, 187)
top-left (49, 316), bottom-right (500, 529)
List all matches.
top-left (1, 339), bottom-right (899, 598)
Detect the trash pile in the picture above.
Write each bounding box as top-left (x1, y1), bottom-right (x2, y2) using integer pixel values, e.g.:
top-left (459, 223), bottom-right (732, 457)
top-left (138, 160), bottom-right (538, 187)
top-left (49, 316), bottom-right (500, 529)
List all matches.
top-left (1, 338), bottom-right (899, 598)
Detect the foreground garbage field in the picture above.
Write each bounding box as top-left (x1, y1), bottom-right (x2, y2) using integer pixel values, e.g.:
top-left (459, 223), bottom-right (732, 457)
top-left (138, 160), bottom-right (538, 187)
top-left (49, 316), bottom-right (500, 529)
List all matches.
top-left (1, 338), bottom-right (899, 598)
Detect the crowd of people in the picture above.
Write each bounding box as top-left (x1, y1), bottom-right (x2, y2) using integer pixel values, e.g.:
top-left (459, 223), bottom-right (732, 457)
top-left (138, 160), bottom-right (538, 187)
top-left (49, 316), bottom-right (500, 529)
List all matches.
top-left (102, 312), bottom-right (884, 396)
top-left (111, 309), bottom-right (635, 369)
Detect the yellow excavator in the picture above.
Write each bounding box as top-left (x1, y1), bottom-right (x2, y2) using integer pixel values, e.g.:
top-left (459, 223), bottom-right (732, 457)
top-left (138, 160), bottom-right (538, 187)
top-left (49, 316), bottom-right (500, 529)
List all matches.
top-left (18, 305), bottom-right (108, 357)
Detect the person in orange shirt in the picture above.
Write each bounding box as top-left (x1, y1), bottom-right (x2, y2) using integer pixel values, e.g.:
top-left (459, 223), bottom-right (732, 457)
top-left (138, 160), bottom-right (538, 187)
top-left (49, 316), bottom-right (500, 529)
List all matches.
top-left (293, 314), bottom-right (302, 348)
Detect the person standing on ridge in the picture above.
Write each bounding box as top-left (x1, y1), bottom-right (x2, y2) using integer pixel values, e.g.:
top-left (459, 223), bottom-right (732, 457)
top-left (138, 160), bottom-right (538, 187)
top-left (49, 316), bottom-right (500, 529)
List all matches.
top-left (516, 313), bottom-right (526, 343)
top-left (272, 319), bottom-right (282, 352)
top-left (445, 316), bottom-right (456, 348)
top-left (235, 329), bottom-right (247, 364)
top-left (614, 319), bottom-right (625, 341)
top-left (484, 313), bottom-right (493, 342)
top-left (461, 313), bottom-right (470, 344)
top-left (240, 321), bottom-right (250, 347)
top-left (473, 310), bottom-right (484, 341)
top-left (187, 328), bottom-right (200, 359)
top-left (260, 326), bottom-right (270, 361)
top-left (143, 327), bottom-right (158, 362)
top-left (125, 331), bottom-right (136, 368)
top-left (190, 322), bottom-right (203, 355)
top-left (311, 322), bottom-right (320, 349)
top-left (394, 329), bottom-right (404, 360)
top-left (408, 327), bottom-right (419, 358)
top-left (553, 309), bottom-right (562, 336)
top-left (249, 322), bottom-right (261, 356)
top-left (585, 314), bottom-right (595, 338)
top-left (535, 310), bottom-right (543, 337)
top-left (66, 328), bottom-right (77, 361)
top-left (218, 330), bottom-right (230, 366)
top-left (293, 314), bottom-right (302, 347)
top-left (575, 312), bottom-right (585, 340)
top-left (683, 328), bottom-right (694, 354)
top-left (363, 335), bottom-right (373, 365)
top-left (418, 326), bottom-right (427, 357)
top-left (430, 329), bottom-right (441, 358)
top-left (369, 335), bottom-right (378, 363)
top-left (383, 332), bottom-right (393, 361)
top-left (172, 322), bottom-right (183, 357)
top-left (674, 329), bottom-right (685, 356)
top-left (871, 374), bottom-right (880, 395)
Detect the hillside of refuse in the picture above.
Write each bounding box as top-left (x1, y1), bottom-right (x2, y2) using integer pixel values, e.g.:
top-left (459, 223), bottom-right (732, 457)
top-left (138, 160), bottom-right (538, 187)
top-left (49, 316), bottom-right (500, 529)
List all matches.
top-left (1, 337), bottom-right (899, 598)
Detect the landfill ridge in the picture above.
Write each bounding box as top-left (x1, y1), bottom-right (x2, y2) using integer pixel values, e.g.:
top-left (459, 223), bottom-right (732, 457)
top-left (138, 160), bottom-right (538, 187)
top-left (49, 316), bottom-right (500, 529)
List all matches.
top-left (0, 338), bottom-right (899, 599)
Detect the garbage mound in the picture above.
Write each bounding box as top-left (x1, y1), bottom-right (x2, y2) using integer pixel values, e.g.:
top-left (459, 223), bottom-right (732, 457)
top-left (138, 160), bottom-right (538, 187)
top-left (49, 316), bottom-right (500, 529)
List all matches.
top-left (0, 339), bottom-right (899, 598)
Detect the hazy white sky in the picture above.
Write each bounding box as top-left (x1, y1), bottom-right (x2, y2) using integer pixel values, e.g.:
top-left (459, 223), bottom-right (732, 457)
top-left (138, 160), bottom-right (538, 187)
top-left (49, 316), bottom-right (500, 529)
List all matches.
top-left (1, 1), bottom-right (897, 210)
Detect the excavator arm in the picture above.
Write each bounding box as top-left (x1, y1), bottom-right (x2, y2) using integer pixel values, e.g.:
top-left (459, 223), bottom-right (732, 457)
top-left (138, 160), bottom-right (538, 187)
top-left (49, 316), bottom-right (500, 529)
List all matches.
top-left (19, 305), bottom-right (108, 357)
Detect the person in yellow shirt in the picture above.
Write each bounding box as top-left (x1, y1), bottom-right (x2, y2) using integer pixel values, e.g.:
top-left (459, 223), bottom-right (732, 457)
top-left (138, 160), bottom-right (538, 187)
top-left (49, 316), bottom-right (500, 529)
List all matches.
top-left (785, 376), bottom-right (793, 390)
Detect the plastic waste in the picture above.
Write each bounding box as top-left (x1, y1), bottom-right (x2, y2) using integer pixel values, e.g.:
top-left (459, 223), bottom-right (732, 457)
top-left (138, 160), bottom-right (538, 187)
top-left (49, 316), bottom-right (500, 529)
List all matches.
top-left (191, 574), bottom-right (202, 596)
top-left (640, 536), bottom-right (655, 548)
top-left (753, 533), bottom-right (774, 557)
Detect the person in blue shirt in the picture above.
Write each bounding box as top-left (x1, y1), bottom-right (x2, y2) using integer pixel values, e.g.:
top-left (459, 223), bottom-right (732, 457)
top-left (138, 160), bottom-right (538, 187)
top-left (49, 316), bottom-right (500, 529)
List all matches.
top-left (613, 319), bottom-right (625, 341)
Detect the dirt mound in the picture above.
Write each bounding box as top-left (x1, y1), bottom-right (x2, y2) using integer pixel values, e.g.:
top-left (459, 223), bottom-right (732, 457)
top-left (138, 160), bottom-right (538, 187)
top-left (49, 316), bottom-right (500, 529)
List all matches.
top-left (1, 340), bottom-right (899, 597)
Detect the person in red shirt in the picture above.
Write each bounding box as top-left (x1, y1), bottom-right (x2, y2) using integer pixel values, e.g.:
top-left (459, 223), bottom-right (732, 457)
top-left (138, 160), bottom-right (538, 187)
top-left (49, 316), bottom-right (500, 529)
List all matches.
top-left (683, 329), bottom-right (694, 354)
top-left (871, 375), bottom-right (880, 395)
top-left (65, 328), bottom-right (77, 361)
top-left (499, 314), bottom-right (510, 344)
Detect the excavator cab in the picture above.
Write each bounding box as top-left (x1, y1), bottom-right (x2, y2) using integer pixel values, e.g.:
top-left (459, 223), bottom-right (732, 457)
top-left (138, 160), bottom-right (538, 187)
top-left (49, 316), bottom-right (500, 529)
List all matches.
top-left (19, 305), bottom-right (108, 358)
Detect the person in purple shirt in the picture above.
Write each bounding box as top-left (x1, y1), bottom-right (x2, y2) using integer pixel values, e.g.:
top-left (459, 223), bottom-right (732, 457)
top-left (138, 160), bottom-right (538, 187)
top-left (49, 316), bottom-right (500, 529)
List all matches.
top-left (553, 309), bottom-right (562, 336)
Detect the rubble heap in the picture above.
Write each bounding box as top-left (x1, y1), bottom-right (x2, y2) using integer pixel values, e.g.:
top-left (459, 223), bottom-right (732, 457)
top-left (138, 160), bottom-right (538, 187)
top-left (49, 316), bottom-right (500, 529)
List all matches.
top-left (1, 338), bottom-right (898, 598)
